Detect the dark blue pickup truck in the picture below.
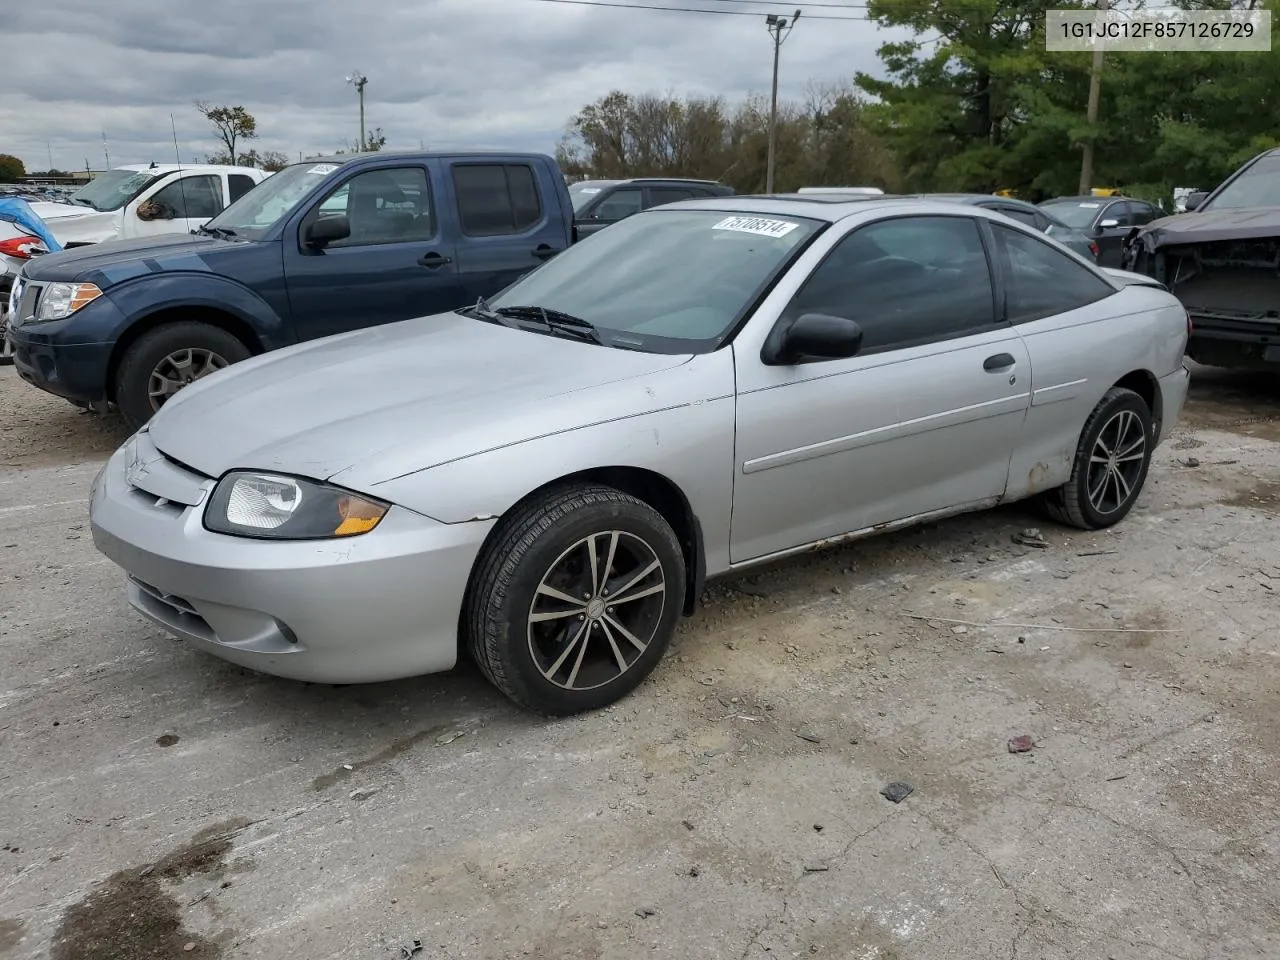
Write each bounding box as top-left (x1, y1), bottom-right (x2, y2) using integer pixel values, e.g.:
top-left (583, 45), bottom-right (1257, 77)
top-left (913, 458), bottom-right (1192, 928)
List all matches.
top-left (9, 151), bottom-right (574, 428)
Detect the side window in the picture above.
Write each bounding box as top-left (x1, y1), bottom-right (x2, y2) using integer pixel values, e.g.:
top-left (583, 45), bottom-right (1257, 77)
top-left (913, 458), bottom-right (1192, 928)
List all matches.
top-left (148, 175), bottom-right (224, 219)
top-left (1130, 202), bottom-right (1156, 225)
top-left (992, 223), bottom-right (1115, 323)
top-left (787, 216), bottom-right (997, 353)
top-left (312, 166), bottom-right (434, 247)
top-left (228, 174), bottom-right (258, 204)
top-left (452, 163), bottom-right (544, 237)
top-left (593, 187), bottom-right (643, 222)
top-left (646, 187), bottom-right (696, 208)
top-left (991, 204), bottom-right (1040, 229)
top-left (1103, 201), bottom-right (1131, 227)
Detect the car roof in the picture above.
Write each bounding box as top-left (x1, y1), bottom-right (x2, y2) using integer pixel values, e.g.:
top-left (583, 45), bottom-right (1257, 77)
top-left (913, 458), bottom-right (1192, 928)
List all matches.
top-left (1041, 195), bottom-right (1134, 203)
top-left (651, 194), bottom-right (1037, 224)
top-left (117, 163), bottom-right (264, 175)
top-left (621, 177), bottom-right (725, 185)
top-left (302, 149), bottom-right (555, 164)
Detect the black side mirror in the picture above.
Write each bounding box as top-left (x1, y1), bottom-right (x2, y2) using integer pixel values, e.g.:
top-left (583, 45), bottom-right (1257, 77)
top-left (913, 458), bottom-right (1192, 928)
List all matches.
top-left (1184, 191), bottom-right (1208, 212)
top-left (306, 215), bottom-right (350, 247)
top-left (762, 313), bottom-right (864, 366)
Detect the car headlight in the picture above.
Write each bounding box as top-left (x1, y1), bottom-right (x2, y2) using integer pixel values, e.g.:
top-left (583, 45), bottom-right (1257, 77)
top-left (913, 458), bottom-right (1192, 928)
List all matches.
top-left (35, 282), bottom-right (102, 321)
top-left (204, 472), bottom-right (390, 540)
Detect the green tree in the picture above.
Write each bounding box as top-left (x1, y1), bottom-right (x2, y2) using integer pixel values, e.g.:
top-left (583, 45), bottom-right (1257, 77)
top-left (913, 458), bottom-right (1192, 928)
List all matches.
top-left (0, 154), bottom-right (26, 182)
top-left (195, 102), bottom-right (258, 165)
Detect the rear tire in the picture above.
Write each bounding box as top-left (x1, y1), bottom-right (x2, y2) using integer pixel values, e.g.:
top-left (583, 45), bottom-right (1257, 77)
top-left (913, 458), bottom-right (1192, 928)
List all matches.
top-left (1043, 387), bottom-right (1153, 530)
top-left (114, 322), bottom-right (250, 430)
top-left (466, 484), bottom-right (685, 715)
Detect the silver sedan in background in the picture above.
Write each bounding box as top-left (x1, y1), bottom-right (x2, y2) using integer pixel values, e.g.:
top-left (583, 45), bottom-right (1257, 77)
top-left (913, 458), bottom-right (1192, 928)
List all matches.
top-left (90, 197), bottom-right (1191, 715)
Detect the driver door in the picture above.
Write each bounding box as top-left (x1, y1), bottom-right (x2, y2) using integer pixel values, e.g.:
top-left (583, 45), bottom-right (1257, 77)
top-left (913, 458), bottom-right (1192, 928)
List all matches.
top-left (129, 173), bottom-right (225, 237)
top-left (730, 214), bottom-right (1032, 563)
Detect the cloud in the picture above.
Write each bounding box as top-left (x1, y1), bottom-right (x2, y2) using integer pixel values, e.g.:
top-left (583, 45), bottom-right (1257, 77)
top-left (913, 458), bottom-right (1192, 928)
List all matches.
top-left (4, 0), bottom-right (907, 171)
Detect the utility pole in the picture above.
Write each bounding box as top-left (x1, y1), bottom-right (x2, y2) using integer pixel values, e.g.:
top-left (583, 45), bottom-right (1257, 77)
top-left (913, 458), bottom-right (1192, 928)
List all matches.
top-left (764, 9), bottom-right (801, 194)
top-left (346, 71), bottom-right (368, 152)
top-left (1078, 0), bottom-right (1109, 195)
top-left (102, 131), bottom-right (111, 170)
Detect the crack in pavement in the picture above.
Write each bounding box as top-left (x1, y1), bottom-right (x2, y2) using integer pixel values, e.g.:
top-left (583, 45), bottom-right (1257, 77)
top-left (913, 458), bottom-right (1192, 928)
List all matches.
top-left (736, 811), bottom-right (896, 959)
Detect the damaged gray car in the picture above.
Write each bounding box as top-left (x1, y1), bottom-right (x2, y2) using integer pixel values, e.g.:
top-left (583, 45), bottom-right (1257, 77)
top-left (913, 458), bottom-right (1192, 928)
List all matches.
top-left (1123, 147), bottom-right (1280, 371)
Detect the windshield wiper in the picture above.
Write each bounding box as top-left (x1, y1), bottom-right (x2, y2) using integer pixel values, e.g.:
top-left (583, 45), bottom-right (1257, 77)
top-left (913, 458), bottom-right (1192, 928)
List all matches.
top-left (493, 305), bottom-right (603, 344)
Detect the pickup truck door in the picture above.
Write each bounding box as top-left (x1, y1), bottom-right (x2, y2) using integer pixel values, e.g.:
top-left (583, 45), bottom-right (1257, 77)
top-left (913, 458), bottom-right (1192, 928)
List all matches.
top-left (128, 173), bottom-right (226, 238)
top-left (443, 158), bottom-right (572, 303)
top-left (282, 160), bottom-right (464, 341)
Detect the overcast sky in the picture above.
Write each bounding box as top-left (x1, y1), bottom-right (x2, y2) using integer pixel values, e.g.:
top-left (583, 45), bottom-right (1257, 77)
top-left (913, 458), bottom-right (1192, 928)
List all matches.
top-left (6, 0), bottom-right (908, 172)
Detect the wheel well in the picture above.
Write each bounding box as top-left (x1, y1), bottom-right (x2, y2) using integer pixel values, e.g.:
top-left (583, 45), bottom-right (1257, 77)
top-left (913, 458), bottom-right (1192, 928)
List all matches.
top-left (1115, 369), bottom-right (1161, 430)
top-left (105, 307), bottom-right (263, 401)
top-left (474, 467), bottom-right (706, 620)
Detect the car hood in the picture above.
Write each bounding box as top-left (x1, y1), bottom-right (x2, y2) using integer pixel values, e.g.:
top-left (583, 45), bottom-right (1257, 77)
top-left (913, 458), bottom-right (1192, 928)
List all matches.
top-left (27, 200), bottom-right (94, 222)
top-left (22, 232), bottom-right (238, 284)
top-left (146, 312), bottom-right (696, 489)
top-left (1130, 207), bottom-right (1280, 251)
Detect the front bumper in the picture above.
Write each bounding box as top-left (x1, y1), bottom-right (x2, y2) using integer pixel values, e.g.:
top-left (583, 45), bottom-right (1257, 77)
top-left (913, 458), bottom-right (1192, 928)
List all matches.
top-left (9, 291), bottom-right (126, 404)
top-left (90, 433), bottom-right (494, 684)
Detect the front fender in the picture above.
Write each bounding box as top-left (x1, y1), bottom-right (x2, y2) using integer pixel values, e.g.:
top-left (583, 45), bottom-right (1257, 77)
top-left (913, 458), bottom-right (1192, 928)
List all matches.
top-left (367, 353), bottom-right (739, 576)
top-left (106, 272), bottom-right (292, 349)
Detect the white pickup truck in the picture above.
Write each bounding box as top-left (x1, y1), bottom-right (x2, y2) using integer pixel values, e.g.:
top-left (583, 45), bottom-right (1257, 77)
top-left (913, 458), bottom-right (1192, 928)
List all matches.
top-left (29, 163), bottom-right (271, 247)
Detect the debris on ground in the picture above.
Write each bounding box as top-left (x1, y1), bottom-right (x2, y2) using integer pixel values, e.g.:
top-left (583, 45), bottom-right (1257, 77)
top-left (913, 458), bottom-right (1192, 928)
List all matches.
top-left (1180, 457), bottom-right (1201, 468)
top-left (880, 781), bottom-right (914, 804)
top-left (687, 865), bottom-right (701, 877)
top-left (1012, 528), bottom-right (1049, 548)
top-left (435, 730), bottom-right (466, 746)
top-left (349, 787), bottom-right (380, 801)
top-left (1007, 735), bottom-right (1035, 754)
top-left (399, 939), bottom-right (423, 958)
top-left (796, 731), bottom-right (823, 744)
top-left (681, 819), bottom-right (695, 831)
top-left (155, 734), bottom-right (180, 748)
top-left (803, 862), bottom-right (830, 873)
top-left (635, 906), bottom-right (656, 918)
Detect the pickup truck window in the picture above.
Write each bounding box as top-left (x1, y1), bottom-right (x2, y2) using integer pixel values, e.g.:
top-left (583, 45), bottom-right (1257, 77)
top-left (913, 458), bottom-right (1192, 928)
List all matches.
top-left (229, 174), bottom-right (258, 204)
top-left (452, 163), bottom-right (543, 237)
top-left (148, 175), bottom-right (224, 220)
top-left (315, 167), bottom-right (435, 246)
top-left (207, 161), bottom-right (341, 237)
top-left (1202, 152), bottom-right (1280, 210)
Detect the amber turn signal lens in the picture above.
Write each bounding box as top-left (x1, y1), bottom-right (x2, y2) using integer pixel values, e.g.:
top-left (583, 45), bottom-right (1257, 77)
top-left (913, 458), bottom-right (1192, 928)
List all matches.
top-left (334, 495), bottom-right (388, 536)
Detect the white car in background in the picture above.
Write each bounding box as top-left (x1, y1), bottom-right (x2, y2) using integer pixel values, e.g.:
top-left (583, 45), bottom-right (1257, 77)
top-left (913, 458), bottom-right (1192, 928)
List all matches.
top-left (0, 215), bottom-right (53, 365)
top-left (29, 164), bottom-right (270, 247)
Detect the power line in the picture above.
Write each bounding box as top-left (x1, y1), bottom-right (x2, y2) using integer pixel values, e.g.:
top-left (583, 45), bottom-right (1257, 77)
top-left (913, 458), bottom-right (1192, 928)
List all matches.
top-left (526, 0), bottom-right (870, 21)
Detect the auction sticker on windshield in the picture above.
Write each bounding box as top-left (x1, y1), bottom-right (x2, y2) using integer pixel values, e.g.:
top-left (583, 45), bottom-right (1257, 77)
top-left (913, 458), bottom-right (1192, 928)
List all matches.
top-left (713, 216), bottom-right (800, 238)
top-left (307, 164), bottom-right (339, 176)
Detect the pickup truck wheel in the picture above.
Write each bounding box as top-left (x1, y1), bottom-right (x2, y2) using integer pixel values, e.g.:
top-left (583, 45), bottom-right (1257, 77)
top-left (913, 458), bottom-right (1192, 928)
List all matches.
top-left (1043, 387), bottom-right (1153, 530)
top-left (466, 484), bottom-right (685, 715)
top-left (115, 322), bottom-right (250, 429)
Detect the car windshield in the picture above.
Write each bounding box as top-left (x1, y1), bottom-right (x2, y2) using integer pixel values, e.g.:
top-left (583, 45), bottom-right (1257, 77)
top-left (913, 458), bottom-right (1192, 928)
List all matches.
top-left (1039, 200), bottom-right (1103, 229)
top-left (568, 180), bottom-right (620, 213)
top-left (67, 169), bottom-right (160, 212)
top-left (1203, 153), bottom-right (1280, 210)
top-left (205, 161), bottom-right (342, 237)
top-left (485, 209), bottom-right (822, 353)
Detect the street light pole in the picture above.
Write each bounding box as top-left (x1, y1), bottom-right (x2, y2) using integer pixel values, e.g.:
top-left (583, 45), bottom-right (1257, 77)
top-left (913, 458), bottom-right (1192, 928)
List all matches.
top-left (765, 9), bottom-right (801, 194)
top-left (346, 71), bottom-right (368, 152)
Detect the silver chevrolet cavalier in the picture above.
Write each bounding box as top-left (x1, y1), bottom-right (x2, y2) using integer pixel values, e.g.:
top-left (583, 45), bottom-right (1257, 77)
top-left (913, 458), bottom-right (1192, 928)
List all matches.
top-left (90, 196), bottom-right (1191, 714)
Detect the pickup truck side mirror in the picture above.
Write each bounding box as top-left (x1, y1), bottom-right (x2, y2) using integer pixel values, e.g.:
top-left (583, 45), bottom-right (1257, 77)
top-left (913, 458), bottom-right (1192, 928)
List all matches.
top-left (762, 313), bottom-right (864, 366)
top-left (305, 215), bottom-right (351, 248)
top-left (1184, 191), bottom-right (1208, 212)
top-left (136, 201), bottom-right (171, 222)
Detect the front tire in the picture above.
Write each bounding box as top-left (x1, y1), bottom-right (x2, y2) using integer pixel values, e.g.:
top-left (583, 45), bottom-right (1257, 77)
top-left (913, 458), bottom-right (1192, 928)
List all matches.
top-left (466, 484), bottom-right (686, 715)
top-left (1044, 386), bottom-right (1153, 530)
top-left (114, 322), bottom-right (250, 430)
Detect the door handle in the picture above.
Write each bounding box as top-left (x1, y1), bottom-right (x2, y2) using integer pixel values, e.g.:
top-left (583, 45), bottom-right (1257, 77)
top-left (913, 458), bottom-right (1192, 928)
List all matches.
top-left (532, 244), bottom-right (559, 261)
top-left (417, 252), bottom-right (452, 268)
top-left (983, 353), bottom-right (1016, 371)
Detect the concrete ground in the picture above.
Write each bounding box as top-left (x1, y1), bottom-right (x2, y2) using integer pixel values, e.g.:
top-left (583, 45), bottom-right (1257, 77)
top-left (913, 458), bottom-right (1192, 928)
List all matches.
top-left (1, 363), bottom-right (1278, 960)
